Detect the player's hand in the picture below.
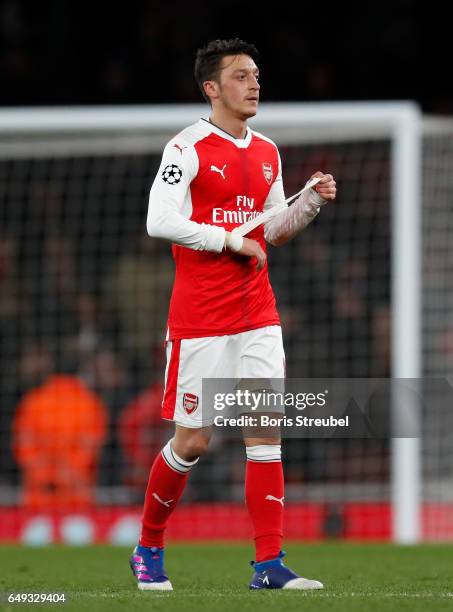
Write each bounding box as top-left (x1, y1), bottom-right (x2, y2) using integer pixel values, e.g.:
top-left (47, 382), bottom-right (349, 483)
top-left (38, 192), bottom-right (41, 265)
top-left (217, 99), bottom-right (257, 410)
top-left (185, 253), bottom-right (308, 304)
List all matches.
top-left (310, 171), bottom-right (337, 202)
top-left (237, 237), bottom-right (267, 270)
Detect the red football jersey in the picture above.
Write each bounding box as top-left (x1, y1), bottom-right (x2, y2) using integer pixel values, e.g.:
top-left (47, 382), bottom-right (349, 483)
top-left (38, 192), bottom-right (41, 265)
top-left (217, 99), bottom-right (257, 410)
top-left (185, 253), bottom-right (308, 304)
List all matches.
top-left (147, 118), bottom-right (286, 340)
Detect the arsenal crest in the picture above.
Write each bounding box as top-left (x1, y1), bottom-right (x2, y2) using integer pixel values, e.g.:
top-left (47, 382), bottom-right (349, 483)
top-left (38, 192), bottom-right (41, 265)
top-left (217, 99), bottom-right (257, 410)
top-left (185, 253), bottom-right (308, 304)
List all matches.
top-left (262, 163), bottom-right (273, 185)
top-left (183, 393), bottom-right (199, 414)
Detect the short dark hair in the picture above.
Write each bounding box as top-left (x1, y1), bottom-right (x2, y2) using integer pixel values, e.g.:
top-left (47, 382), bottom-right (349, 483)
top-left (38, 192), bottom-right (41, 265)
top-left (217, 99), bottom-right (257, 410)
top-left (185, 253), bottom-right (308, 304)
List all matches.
top-left (194, 38), bottom-right (259, 103)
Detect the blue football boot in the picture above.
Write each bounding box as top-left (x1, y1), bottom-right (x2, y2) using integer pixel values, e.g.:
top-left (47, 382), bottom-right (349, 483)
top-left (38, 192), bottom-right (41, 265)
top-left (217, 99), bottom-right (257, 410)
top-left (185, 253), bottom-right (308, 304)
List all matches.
top-left (249, 550), bottom-right (323, 590)
top-left (129, 545), bottom-right (173, 590)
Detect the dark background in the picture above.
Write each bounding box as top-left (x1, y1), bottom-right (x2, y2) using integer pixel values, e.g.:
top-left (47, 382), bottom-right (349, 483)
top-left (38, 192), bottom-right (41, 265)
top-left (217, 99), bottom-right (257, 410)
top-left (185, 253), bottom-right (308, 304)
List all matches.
top-left (0, 0), bottom-right (445, 506)
top-left (0, 0), bottom-right (449, 113)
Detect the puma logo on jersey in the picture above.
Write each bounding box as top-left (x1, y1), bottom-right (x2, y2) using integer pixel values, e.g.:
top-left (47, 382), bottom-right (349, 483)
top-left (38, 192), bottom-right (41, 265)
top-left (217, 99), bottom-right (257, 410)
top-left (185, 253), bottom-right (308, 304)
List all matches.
top-left (152, 492), bottom-right (174, 507)
top-left (173, 143), bottom-right (187, 155)
top-left (210, 164), bottom-right (227, 179)
top-left (265, 494), bottom-right (285, 506)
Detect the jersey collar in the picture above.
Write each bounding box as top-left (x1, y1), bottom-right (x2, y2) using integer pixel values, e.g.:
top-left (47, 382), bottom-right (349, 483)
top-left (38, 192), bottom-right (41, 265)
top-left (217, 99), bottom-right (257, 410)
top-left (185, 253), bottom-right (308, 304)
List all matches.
top-left (200, 118), bottom-right (252, 149)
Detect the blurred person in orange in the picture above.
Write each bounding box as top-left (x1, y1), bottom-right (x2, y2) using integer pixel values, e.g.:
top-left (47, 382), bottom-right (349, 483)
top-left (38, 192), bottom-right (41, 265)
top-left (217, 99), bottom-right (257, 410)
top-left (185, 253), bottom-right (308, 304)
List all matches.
top-left (13, 372), bottom-right (108, 510)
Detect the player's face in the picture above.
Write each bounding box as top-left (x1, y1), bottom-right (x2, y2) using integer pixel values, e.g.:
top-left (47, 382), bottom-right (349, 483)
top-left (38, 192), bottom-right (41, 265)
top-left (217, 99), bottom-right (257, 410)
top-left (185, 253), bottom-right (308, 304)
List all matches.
top-left (212, 54), bottom-right (260, 119)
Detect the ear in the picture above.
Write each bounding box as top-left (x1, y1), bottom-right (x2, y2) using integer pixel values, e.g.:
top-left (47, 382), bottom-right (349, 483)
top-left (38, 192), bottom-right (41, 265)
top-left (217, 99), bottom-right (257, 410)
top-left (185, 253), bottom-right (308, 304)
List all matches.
top-left (203, 80), bottom-right (220, 102)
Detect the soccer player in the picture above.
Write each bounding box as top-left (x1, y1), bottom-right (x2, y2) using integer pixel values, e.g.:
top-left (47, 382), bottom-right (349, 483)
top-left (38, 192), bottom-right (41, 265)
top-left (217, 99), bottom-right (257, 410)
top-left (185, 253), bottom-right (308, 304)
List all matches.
top-left (130, 38), bottom-right (336, 591)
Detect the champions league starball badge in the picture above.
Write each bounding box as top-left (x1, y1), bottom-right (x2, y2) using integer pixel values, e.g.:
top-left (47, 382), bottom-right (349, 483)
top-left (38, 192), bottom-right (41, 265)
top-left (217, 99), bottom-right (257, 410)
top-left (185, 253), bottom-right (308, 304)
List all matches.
top-left (162, 164), bottom-right (183, 185)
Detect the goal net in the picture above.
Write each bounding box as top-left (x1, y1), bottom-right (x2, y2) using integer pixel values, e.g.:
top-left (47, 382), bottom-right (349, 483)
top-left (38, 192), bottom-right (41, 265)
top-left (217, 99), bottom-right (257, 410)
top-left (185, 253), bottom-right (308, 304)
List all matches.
top-left (421, 118), bottom-right (453, 540)
top-left (0, 103), bottom-right (451, 544)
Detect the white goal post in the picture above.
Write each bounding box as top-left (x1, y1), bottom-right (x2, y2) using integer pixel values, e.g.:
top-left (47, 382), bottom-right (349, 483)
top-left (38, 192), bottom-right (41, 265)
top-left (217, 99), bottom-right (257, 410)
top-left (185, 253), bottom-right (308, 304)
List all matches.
top-left (0, 102), bottom-right (424, 543)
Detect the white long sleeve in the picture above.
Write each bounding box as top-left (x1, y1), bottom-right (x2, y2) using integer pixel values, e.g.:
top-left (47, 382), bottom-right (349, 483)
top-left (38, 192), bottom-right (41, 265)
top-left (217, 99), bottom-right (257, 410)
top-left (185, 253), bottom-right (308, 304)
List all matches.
top-left (264, 187), bottom-right (326, 246)
top-left (146, 140), bottom-right (226, 253)
top-left (262, 151), bottom-right (326, 246)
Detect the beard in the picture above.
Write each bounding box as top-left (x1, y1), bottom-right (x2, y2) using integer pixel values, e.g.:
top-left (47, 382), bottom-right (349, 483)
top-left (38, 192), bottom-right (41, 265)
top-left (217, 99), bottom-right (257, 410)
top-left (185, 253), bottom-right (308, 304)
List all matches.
top-left (218, 91), bottom-right (258, 120)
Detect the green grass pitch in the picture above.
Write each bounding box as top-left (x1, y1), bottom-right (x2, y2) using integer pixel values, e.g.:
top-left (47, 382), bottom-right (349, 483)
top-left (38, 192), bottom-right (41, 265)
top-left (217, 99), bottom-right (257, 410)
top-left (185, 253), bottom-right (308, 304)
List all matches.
top-left (0, 543), bottom-right (452, 611)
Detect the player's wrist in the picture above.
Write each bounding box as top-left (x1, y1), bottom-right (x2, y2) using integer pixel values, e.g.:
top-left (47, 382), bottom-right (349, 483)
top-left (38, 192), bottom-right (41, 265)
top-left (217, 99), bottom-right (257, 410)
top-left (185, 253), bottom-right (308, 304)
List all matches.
top-left (309, 187), bottom-right (327, 207)
top-left (225, 231), bottom-right (244, 253)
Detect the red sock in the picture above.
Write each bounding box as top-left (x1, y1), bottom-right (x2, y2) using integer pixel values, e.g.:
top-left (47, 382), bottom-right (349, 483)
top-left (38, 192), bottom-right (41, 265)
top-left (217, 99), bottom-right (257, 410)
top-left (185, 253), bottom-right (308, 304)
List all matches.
top-left (245, 459), bottom-right (284, 562)
top-left (139, 450), bottom-right (189, 548)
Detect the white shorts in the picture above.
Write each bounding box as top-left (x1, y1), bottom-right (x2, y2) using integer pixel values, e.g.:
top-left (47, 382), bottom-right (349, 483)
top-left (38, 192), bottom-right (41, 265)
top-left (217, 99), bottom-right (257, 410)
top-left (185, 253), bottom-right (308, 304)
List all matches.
top-left (161, 325), bottom-right (285, 427)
